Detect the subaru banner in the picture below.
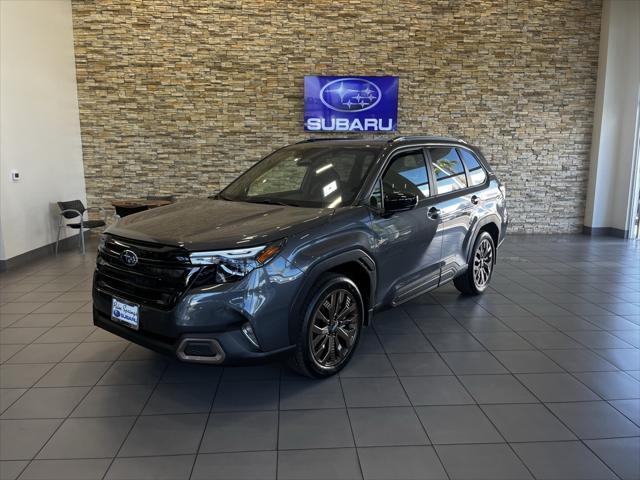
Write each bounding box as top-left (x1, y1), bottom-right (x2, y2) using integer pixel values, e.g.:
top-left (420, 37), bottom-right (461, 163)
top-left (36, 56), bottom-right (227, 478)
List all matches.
top-left (304, 76), bottom-right (399, 132)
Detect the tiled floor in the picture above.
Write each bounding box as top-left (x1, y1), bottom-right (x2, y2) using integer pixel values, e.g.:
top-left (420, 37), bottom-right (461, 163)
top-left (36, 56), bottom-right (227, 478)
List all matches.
top-left (1, 234), bottom-right (639, 480)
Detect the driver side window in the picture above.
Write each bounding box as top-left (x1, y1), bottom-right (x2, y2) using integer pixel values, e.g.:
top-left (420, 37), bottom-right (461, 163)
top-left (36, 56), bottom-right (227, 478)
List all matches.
top-left (382, 150), bottom-right (430, 201)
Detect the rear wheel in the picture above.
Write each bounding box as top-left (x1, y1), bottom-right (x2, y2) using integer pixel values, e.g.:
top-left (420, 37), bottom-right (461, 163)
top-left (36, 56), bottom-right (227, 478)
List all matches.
top-left (454, 231), bottom-right (495, 295)
top-left (289, 273), bottom-right (363, 378)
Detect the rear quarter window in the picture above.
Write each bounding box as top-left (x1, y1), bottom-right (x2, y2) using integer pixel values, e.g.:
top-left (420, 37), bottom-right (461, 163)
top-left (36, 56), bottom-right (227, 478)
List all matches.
top-left (458, 149), bottom-right (487, 186)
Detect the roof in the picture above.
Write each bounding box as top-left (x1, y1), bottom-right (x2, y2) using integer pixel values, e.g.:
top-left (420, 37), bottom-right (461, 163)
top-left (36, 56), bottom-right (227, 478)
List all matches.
top-left (296, 135), bottom-right (469, 146)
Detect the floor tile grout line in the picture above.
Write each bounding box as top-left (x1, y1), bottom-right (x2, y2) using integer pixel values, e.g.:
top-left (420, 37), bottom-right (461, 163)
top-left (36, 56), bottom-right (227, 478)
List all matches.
top-left (187, 366), bottom-right (224, 480)
top-left (373, 325), bottom-right (452, 480)
top-left (338, 373), bottom-right (366, 480)
top-left (99, 360), bottom-right (171, 480)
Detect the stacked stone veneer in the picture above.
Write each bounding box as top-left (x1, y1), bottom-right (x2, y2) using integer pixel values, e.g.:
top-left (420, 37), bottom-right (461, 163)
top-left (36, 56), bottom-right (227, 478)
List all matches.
top-left (71, 0), bottom-right (602, 233)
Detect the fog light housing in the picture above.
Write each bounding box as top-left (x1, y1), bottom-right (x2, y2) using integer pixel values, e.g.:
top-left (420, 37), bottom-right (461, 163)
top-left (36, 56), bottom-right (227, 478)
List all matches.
top-left (242, 322), bottom-right (260, 349)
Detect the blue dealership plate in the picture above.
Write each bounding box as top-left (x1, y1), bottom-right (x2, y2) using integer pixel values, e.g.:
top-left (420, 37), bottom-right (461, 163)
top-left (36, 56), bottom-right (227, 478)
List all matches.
top-left (111, 297), bottom-right (139, 330)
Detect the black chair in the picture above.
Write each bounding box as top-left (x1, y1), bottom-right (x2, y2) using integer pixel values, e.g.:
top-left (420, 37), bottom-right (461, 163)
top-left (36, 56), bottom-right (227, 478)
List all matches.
top-left (56, 200), bottom-right (106, 255)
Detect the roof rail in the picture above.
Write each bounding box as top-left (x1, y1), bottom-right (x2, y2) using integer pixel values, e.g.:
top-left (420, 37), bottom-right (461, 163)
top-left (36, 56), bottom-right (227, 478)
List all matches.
top-left (390, 135), bottom-right (468, 144)
top-left (296, 137), bottom-right (362, 143)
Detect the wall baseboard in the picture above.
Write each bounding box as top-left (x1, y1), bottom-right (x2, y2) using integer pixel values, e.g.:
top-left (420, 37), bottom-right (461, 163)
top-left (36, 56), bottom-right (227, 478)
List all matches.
top-left (0, 234), bottom-right (83, 272)
top-left (582, 226), bottom-right (628, 238)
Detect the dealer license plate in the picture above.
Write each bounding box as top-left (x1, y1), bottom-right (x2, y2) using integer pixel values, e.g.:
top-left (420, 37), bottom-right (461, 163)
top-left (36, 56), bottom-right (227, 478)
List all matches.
top-left (111, 297), bottom-right (139, 330)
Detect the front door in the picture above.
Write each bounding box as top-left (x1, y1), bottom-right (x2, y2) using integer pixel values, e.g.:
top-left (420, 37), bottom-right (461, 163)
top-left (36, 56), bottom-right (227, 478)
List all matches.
top-left (368, 149), bottom-right (443, 305)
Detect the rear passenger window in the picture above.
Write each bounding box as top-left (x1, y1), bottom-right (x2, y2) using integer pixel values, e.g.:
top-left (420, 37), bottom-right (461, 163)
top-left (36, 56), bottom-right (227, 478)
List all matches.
top-left (429, 147), bottom-right (467, 194)
top-left (459, 149), bottom-right (487, 186)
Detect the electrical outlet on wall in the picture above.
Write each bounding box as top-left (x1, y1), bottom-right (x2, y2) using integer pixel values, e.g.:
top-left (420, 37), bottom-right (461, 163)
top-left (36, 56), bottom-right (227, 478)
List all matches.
top-left (10, 169), bottom-right (20, 182)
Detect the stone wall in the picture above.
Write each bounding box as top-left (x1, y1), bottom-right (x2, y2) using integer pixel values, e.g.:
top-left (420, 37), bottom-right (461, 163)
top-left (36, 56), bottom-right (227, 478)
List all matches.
top-left (71, 0), bottom-right (602, 233)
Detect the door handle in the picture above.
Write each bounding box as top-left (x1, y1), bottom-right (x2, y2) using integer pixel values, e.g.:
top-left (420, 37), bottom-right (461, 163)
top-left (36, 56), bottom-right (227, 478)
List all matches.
top-left (427, 207), bottom-right (440, 220)
top-left (471, 195), bottom-right (480, 205)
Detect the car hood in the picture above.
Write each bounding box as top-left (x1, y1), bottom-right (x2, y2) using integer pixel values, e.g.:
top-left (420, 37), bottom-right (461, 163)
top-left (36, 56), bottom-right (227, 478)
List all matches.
top-left (106, 199), bottom-right (333, 250)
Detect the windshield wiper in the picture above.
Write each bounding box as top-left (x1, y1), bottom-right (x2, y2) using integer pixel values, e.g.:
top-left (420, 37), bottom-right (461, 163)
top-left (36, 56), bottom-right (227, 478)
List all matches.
top-left (247, 198), bottom-right (297, 207)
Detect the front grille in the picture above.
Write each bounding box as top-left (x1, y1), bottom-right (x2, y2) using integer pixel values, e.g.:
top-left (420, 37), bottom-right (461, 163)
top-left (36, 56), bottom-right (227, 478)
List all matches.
top-left (95, 235), bottom-right (198, 310)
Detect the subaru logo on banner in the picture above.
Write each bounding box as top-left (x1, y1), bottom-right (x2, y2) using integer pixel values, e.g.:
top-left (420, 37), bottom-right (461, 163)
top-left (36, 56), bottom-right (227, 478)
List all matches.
top-left (304, 76), bottom-right (399, 132)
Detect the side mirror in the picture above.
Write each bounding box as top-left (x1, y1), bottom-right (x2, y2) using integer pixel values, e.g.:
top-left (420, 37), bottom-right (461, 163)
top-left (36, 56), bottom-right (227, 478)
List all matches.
top-left (384, 191), bottom-right (418, 213)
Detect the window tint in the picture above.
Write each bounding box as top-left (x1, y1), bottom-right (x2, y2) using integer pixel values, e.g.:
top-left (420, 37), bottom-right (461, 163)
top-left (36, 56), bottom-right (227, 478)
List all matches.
top-left (429, 147), bottom-right (467, 194)
top-left (459, 149), bottom-right (487, 186)
top-left (382, 150), bottom-right (430, 200)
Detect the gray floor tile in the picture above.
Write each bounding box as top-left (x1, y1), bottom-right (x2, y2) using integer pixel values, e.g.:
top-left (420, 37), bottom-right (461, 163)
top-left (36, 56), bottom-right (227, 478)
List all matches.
top-left (567, 330), bottom-right (634, 349)
top-left (427, 333), bottom-right (485, 352)
top-left (213, 380), bottom-right (279, 411)
top-left (401, 376), bottom-right (474, 406)
top-left (512, 441), bottom-right (617, 480)
top-left (342, 377), bottom-right (410, 407)
top-left (574, 371), bottom-right (640, 399)
top-left (459, 374), bottom-right (538, 404)
top-left (0, 460), bottom-right (28, 480)
top-left (118, 414), bottom-right (206, 456)
top-left (0, 419), bottom-right (61, 460)
top-left (520, 331), bottom-right (584, 349)
top-left (594, 348), bottom-right (640, 370)
top-left (0, 389), bottom-right (26, 414)
top-left (586, 437), bottom-right (640, 480)
top-left (98, 360), bottom-right (166, 385)
top-left (481, 403), bottom-right (576, 442)
top-left (441, 352), bottom-right (508, 374)
top-left (10, 314), bottom-right (66, 328)
top-left (388, 353), bottom-right (452, 376)
top-left (416, 405), bottom-right (503, 444)
top-left (340, 354), bottom-right (396, 377)
top-left (500, 315), bottom-right (556, 331)
top-left (62, 342), bottom-right (127, 362)
top-left (543, 348), bottom-right (619, 372)
top-left (357, 331), bottom-right (385, 354)
top-left (0, 328), bottom-right (49, 345)
top-left (472, 332), bottom-right (533, 350)
top-left (516, 372), bottom-right (600, 401)
top-left (200, 410), bottom-right (277, 453)
top-left (280, 377), bottom-right (345, 410)
top-left (142, 382), bottom-right (216, 415)
top-left (378, 333), bottom-right (434, 353)
top-left (0, 364), bottom-right (53, 389)
top-left (34, 327), bottom-right (94, 344)
top-left (492, 350), bottom-right (563, 373)
top-left (609, 399), bottom-right (640, 424)
top-left (38, 416), bottom-right (134, 459)
top-left (0, 344), bottom-right (22, 363)
top-left (19, 459), bottom-right (111, 480)
top-left (358, 446), bottom-right (447, 480)
top-left (279, 408), bottom-right (353, 450)
top-left (547, 401), bottom-right (640, 439)
top-left (159, 362), bottom-right (222, 384)
top-left (1, 387), bottom-right (88, 419)
top-left (222, 363), bottom-right (281, 381)
top-left (349, 406), bottom-right (428, 447)
top-left (32, 302), bottom-right (84, 315)
top-left (105, 455), bottom-right (194, 480)
top-left (436, 443), bottom-right (533, 480)
top-left (71, 384), bottom-right (153, 417)
top-left (192, 451), bottom-right (276, 480)
top-left (7, 344), bottom-right (77, 365)
top-left (35, 362), bottom-right (111, 387)
top-left (277, 448), bottom-right (361, 480)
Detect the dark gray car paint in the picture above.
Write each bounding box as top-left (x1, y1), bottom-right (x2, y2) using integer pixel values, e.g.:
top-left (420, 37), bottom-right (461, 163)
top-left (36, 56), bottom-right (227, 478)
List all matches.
top-left (93, 137), bottom-right (507, 364)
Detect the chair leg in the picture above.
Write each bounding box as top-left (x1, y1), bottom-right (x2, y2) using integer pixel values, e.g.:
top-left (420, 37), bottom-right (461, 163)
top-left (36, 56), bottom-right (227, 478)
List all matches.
top-left (55, 225), bottom-right (62, 255)
top-left (80, 226), bottom-right (85, 255)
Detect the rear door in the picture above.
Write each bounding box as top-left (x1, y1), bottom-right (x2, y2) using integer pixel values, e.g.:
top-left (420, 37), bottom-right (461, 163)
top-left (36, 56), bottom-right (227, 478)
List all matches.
top-left (368, 148), bottom-right (443, 305)
top-left (426, 146), bottom-right (472, 284)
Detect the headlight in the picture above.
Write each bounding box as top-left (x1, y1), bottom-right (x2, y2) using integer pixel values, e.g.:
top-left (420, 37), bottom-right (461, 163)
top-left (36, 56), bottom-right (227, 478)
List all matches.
top-left (97, 234), bottom-right (107, 252)
top-left (189, 240), bottom-right (285, 284)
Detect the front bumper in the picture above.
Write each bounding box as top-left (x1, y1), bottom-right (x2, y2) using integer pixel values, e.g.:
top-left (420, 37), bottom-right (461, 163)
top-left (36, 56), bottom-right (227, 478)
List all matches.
top-left (93, 307), bottom-right (295, 364)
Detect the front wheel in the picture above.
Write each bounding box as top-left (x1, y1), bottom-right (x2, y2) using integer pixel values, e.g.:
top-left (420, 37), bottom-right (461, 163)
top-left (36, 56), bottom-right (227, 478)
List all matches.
top-left (454, 231), bottom-right (495, 295)
top-left (289, 273), bottom-right (363, 378)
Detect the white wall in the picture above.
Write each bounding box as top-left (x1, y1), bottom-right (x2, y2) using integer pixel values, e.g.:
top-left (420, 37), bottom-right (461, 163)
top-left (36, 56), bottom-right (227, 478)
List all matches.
top-left (0, 0), bottom-right (86, 260)
top-left (584, 0), bottom-right (640, 234)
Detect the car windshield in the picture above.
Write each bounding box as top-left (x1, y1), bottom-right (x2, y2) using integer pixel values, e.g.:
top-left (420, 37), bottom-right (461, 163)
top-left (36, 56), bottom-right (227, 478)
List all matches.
top-left (219, 144), bottom-right (381, 208)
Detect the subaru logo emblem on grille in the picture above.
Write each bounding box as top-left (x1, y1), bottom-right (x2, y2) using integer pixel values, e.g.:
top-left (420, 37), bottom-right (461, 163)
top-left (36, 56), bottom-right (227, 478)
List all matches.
top-left (120, 250), bottom-right (138, 267)
top-left (320, 78), bottom-right (382, 113)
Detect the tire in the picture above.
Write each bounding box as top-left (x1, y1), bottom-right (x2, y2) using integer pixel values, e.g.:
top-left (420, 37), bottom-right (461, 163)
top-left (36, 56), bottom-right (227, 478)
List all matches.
top-left (289, 273), bottom-right (364, 378)
top-left (454, 231), bottom-right (495, 295)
